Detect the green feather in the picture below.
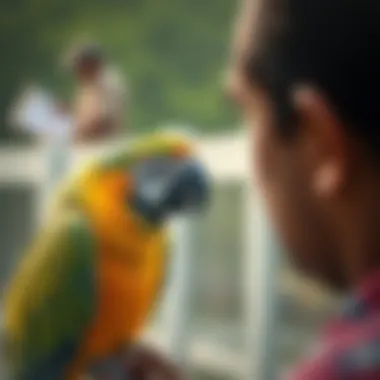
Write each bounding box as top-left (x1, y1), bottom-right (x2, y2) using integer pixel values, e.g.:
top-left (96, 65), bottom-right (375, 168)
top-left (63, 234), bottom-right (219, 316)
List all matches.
top-left (4, 210), bottom-right (96, 380)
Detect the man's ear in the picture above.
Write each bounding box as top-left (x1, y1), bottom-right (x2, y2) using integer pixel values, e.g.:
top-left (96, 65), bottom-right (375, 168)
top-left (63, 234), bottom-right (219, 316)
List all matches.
top-left (291, 85), bottom-right (349, 199)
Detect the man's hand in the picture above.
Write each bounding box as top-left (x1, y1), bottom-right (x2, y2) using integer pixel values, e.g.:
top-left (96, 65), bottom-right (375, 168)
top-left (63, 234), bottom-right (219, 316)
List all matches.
top-left (86, 344), bottom-right (187, 380)
top-left (125, 344), bottom-right (187, 380)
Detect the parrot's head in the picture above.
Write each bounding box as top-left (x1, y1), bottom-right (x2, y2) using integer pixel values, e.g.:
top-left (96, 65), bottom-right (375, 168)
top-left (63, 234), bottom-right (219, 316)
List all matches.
top-left (126, 134), bottom-right (210, 225)
top-left (75, 132), bottom-right (210, 230)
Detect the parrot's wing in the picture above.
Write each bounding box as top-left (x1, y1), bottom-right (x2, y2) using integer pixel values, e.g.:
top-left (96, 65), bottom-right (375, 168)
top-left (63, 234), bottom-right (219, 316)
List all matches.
top-left (3, 210), bottom-right (96, 380)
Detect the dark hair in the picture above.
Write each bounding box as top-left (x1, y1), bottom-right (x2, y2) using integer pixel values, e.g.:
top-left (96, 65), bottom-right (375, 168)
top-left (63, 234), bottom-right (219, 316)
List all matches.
top-left (245, 0), bottom-right (380, 148)
top-left (70, 43), bottom-right (105, 68)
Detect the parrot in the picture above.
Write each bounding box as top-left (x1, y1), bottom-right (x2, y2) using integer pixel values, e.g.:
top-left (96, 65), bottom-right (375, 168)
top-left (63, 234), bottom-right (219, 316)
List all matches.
top-left (2, 132), bottom-right (210, 380)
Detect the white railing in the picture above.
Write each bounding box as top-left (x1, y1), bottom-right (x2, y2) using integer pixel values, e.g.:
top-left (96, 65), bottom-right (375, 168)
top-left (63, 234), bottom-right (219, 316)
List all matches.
top-left (0, 133), bottom-right (249, 184)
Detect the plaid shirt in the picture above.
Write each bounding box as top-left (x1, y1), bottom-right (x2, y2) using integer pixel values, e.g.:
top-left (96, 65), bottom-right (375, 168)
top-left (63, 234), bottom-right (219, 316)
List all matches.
top-left (286, 270), bottom-right (380, 379)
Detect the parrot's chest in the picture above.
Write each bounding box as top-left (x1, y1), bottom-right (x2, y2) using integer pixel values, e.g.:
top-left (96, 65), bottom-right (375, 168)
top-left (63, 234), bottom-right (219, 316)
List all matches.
top-left (83, 236), bottom-right (165, 358)
top-left (99, 244), bottom-right (149, 322)
top-left (77, 187), bottom-right (166, 358)
top-left (97, 245), bottom-right (151, 333)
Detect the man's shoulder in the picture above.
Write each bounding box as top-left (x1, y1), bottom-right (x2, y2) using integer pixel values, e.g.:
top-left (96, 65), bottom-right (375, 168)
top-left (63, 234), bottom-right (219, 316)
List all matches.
top-left (333, 333), bottom-right (380, 378)
top-left (287, 318), bottom-right (380, 379)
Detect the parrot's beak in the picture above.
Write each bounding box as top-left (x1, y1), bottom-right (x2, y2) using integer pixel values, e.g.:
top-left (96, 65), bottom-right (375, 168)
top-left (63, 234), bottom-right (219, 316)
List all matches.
top-left (162, 158), bottom-right (210, 214)
top-left (130, 158), bottom-right (210, 225)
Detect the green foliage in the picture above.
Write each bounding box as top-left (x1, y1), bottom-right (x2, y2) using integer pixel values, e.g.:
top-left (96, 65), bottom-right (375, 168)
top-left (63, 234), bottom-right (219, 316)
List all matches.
top-left (0, 0), bottom-right (238, 142)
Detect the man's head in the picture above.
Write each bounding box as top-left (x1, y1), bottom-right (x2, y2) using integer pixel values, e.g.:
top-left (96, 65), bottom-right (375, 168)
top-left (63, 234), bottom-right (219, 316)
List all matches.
top-left (68, 43), bottom-right (105, 81)
top-left (228, 0), bottom-right (380, 290)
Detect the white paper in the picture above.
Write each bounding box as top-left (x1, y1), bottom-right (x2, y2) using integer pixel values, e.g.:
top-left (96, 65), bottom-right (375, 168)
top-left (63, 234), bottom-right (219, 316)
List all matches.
top-left (10, 86), bottom-right (73, 139)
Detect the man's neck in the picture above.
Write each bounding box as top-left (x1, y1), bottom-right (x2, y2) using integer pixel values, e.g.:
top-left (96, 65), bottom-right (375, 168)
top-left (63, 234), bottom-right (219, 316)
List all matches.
top-left (337, 177), bottom-right (380, 288)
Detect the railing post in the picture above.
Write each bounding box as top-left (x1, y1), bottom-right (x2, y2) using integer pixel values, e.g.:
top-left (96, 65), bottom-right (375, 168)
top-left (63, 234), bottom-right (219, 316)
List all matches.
top-left (244, 184), bottom-right (280, 380)
top-left (40, 137), bottom-right (71, 221)
top-left (165, 216), bottom-right (196, 369)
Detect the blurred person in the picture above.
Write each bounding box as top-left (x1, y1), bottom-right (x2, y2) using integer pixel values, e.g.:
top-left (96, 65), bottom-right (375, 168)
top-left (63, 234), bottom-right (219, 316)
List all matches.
top-left (227, 0), bottom-right (380, 379)
top-left (67, 43), bottom-right (127, 144)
